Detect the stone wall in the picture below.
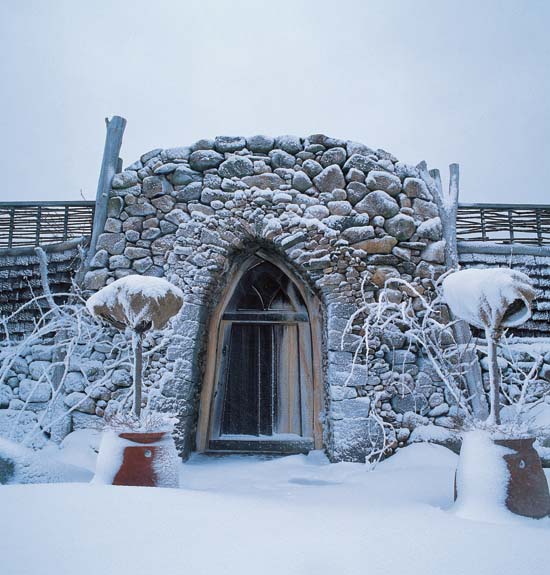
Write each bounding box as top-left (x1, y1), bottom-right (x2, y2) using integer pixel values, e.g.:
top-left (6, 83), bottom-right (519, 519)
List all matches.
top-left (81, 134), bottom-right (447, 461)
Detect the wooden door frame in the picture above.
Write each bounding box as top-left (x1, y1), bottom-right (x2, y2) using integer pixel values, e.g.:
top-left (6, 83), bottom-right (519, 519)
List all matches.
top-left (196, 250), bottom-right (325, 452)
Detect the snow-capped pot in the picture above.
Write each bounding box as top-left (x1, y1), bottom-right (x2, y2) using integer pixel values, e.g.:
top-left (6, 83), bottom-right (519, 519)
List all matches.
top-left (454, 431), bottom-right (550, 519)
top-left (443, 269), bottom-right (549, 518)
top-left (93, 413), bottom-right (180, 488)
top-left (87, 276), bottom-right (184, 487)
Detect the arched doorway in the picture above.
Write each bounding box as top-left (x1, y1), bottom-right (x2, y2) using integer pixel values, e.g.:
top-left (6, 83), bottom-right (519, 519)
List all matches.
top-left (197, 254), bottom-right (323, 454)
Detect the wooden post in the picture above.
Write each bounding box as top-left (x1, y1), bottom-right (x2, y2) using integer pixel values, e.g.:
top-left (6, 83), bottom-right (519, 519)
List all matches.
top-left (423, 162), bottom-right (459, 268)
top-left (133, 331), bottom-right (143, 419)
top-left (79, 116), bottom-right (126, 281)
top-left (418, 161), bottom-right (489, 419)
top-left (485, 328), bottom-right (501, 425)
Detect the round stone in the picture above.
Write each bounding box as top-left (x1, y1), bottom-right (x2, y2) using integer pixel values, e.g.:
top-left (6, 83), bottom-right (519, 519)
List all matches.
top-left (214, 136), bottom-right (246, 153)
top-left (189, 150), bottom-right (224, 171)
top-left (365, 171), bottom-right (402, 196)
top-left (346, 181), bottom-right (368, 205)
top-left (355, 191), bottom-right (399, 219)
top-left (171, 165), bottom-right (202, 186)
top-left (332, 188), bottom-right (347, 201)
top-left (417, 217), bottom-right (442, 240)
top-left (341, 226), bottom-right (375, 243)
top-left (293, 171), bottom-right (313, 192)
top-left (328, 201), bottom-right (352, 216)
top-left (218, 156), bottom-right (254, 178)
top-left (112, 170), bottom-right (139, 189)
top-left (313, 165), bottom-right (346, 194)
top-left (403, 177), bottom-right (432, 199)
top-left (269, 150), bottom-right (295, 169)
top-left (301, 159), bottom-right (323, 179)
top-left (247, 135), bottom-right (274, 153)
top-left (384, 214), bottom-right (416, 241)
top-left (304, 205), bottom-right (330, 220)
top-left (320, 147), bottom-right (347, 168)
top-left (275, 135), bottom-right (302, 155)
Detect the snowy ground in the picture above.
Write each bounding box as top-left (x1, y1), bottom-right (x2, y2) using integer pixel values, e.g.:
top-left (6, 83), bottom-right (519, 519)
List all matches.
top-left (1, 444), bottom-right (549, 575)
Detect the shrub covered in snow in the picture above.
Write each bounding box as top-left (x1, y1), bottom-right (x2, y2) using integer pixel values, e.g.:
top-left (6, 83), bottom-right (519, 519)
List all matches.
top-left (0, 275), bottom-right (181, 450)
top-left (87, 275), bottom-right (184, 420)
top-left (345, 268), bottom-right (549, 443)
top-left (443, 268), bottom-right (536, 426)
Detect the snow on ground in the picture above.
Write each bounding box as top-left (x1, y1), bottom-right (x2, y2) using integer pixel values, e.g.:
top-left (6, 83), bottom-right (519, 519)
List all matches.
top-left (0, 444), bottom-right (548, 575)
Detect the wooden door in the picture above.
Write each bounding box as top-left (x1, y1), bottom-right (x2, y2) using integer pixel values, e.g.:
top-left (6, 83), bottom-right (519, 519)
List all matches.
top-left (208, 260), bottom-right (314, 454)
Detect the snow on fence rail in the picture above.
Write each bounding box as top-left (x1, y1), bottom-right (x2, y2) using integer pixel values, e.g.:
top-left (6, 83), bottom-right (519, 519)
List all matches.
top-left (0, 201), bottom-right (95, 249)
top-left (456, 203), bottom-right (550, 245)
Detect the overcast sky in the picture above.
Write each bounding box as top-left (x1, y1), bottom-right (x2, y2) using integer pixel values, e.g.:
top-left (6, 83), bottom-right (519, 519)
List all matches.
top-left (0, 0), bottom-right (549, 203)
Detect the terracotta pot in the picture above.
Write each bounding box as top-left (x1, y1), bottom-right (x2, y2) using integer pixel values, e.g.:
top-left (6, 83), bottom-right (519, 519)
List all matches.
top-left (493, 437), bottom-right (550, 519)
top-left (95, 430), bottom-right (180, 488)
top-left (454, 436), bottom-right (550, 519)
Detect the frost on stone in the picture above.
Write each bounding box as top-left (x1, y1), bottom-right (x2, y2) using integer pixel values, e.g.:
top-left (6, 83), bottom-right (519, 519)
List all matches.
top-left (409, 424), bottom-right (461, 450)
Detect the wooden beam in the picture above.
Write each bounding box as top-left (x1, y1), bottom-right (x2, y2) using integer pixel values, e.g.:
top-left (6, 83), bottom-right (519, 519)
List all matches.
top-left (418, 161), bottom-right (489, 420)
top-left (79, 116), bottom-right (126, 282)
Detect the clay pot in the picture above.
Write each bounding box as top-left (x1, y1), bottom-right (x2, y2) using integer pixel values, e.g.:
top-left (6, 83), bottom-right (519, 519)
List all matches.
top-left (454, 435), bottom-right (550, 519)
top-left (94, 430), bottom-right (180, 488)
top-left (493, 437), bottom-right (550, 519)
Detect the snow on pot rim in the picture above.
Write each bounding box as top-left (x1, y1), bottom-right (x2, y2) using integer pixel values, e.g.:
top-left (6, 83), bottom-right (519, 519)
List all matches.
top-left (442, 268), bottom-right (535, 331)
top-left (86, 275), bottom-right (184, 332)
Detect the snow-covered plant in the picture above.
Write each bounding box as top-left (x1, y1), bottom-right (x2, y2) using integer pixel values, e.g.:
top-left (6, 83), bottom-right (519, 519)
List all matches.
top-left (86, 275), bottom-right (184, 420)
top-left (343, 269), bottom-right (546, 442)
top-left (0, 257), bottom-right (180, 447)
top-left (0, 282), bottom-right (132, 446)
top-left (442, 268), bottom-right (536, 427)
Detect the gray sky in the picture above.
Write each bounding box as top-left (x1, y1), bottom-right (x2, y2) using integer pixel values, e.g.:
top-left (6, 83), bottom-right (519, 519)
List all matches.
top-left (1, 0), bottom-right (549, 203)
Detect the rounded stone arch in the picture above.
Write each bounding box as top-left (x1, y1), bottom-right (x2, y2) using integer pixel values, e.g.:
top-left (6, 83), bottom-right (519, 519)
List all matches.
top-left (195, 247), bottom-right (325, 454)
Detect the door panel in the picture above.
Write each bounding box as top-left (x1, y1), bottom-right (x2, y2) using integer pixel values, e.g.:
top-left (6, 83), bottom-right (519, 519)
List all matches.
top-left (221, 324), bottom-right (261, 436)
top-left (276, 324), bottom-right (301, 435)
top-left (219, 322), bottom-right (307, 438)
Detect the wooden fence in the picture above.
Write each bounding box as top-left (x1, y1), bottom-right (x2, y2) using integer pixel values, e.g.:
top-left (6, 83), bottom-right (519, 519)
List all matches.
top-left (0, 201), bottom-right (95, 249)
top-left (1, 200), bottom-right (550, 249)
top-left (456, 203), bottom-right (550, 245)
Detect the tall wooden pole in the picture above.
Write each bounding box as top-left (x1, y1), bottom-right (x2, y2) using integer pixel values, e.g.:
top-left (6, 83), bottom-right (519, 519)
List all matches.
top-left (418, 161), bottom-right (489, 419)
top-left (133, 331), bottom-right (143, 419)
top-left (485, 328), bottom-right (502, 425)
top-left (78, 116), bottom-right (126, 283)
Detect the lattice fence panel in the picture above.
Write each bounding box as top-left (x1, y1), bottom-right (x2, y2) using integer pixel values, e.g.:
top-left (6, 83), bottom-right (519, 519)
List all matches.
top-left (457, 204), bottom-right (550, 245)
top-left (0, 202), bottom-right (95, 248)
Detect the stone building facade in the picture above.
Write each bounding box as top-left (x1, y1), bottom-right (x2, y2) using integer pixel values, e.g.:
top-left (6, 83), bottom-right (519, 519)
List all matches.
top-left (2, 134), bottom-right (550, 463)
top-left (80, 134), bottom-right (448, 461)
